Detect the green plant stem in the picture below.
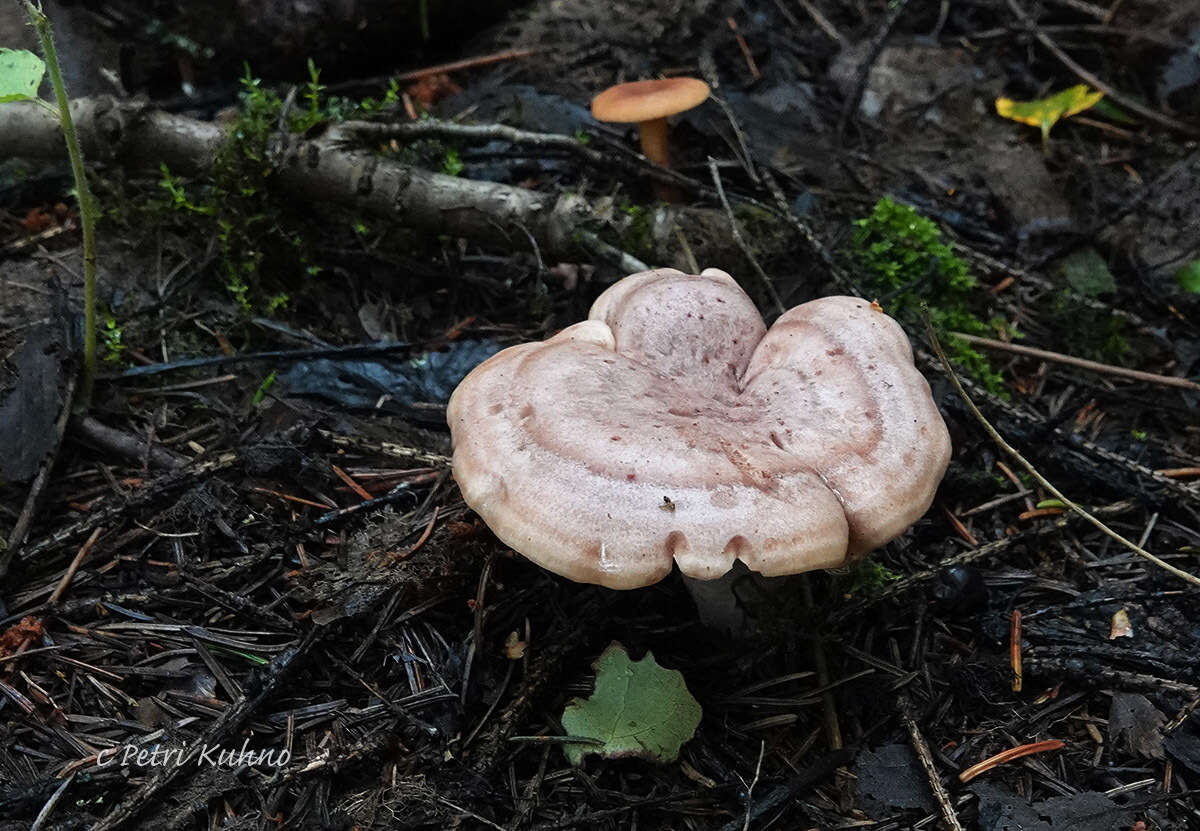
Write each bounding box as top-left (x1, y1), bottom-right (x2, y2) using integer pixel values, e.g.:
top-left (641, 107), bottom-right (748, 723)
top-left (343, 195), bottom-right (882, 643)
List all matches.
top-left (26, 1), bottom-right (98, 408)
top-left (418, 0), bottom-right (430, 40)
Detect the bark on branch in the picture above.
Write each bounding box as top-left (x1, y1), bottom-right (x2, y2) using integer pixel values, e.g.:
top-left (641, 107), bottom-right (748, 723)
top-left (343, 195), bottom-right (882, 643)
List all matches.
top-left (0, 97), bottom-right (669, 268)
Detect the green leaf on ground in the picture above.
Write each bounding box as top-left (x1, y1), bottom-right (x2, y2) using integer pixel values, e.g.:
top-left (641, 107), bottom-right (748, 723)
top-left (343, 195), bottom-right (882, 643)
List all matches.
top-left (0, 48), bottom-right (45, 103)
top-left (1176, 260), bottom-right (1200, 294)
top-left (1055, 247), bottom-right (1116, 297)
top-left (560, 642), bottom-right (701, 766)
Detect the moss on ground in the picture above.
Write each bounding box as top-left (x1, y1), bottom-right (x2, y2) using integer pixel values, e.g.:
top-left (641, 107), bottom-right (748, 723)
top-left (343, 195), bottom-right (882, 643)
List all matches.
top-left (851, 197), bottom-right (1007, 394)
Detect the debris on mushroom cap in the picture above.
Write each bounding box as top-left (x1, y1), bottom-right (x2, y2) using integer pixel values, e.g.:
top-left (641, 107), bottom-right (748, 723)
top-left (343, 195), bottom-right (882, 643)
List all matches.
top-left (590, 78), bottom-right (711, 123)
top-left (447, 268), bottom-right (952, 590)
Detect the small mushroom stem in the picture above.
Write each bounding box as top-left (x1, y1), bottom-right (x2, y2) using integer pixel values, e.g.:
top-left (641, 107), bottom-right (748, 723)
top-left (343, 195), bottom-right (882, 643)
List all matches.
top-left (636, 117), bottom-right (671, 167)
top-left (681, 562), bottom-right (787, 637)
top-left (636, 118), bottom-right (683, 202)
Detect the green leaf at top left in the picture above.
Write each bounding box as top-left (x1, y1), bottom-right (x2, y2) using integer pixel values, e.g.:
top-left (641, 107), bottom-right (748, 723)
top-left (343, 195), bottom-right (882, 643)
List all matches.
top-left (0, 48), bottom-right (46, 103)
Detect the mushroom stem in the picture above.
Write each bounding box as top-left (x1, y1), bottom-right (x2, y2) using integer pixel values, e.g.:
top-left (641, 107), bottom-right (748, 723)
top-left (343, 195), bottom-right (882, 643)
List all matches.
top-left (591, 79), bottom-right (708, 203)
top-left (637, 118), bottom-right (683, 201)
top-left (636, 117), bottom-right (671, 167)
top-left (681, 571), bottom-right (749, 636)
top-left (681, 562), bottom-right (787, 637)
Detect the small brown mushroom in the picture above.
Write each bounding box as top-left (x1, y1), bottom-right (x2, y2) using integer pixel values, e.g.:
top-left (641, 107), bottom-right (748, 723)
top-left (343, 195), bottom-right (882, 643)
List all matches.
top-left (447, 268), bottom-right (951, 632)
top-left (591, 78), bottom-right (710, 199)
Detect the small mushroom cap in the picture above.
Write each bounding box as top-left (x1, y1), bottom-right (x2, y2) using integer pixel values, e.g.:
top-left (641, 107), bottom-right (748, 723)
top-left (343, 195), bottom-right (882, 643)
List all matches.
top-left (447, 268), bottom-right (951, 590)
top-left (591, 78), bottom-right (711, 123)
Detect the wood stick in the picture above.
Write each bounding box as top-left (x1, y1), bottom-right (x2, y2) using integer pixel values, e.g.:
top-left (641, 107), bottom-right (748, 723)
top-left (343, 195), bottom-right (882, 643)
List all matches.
top-left (49, 527), bottom-right (103, 606)
top-left (952, 332), bottom-right (1200, 393)
top-left (388, 48), bottom-right (541, 83)
top-left (794, 0), bottom-right (843, 41)
top-left (0, 375), bottom-right (76, 578)
top-left (900, 696), bottom-right (966, 831)
top-left (0, 98), bottom-right (649, 266)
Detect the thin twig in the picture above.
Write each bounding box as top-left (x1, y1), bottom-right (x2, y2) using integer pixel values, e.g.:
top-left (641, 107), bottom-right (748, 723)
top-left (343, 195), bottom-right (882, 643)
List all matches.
top-left (837, 0), bottom-right (912, 141)
top-left (1010, 609), bottom-right (1023, 692)
top-left (325, 48), bottom-right (542, 94)
top-left (341, 118), bottom-right (705, 196)
top-left (391, 49), bottom-right (541, 82)
top-left (71, 416), bottom-right (185, 470)
top-left (462, 551), bottom-right (497, 706)
top-left (741, 740), bottom-right (766, 831)
top-left (1045, 0), bottom-right (1107, 18)
top-left (0, 374), bottom-right (76, 578)
top-left (1007, 0), bottom-right (1200, 138)
top-left (759, 168), bottom-right (863, 296)
top-left (832, 500), bottom-right (1136, 623)
top-left (727, 17), bottom-right (761, 80)
top-left (29, 773), bottom-right (74, 831)
top-left (331, 464), bottom-right (371, 500)
top-left (717, 749), bottom-right (856, 831)
top-left (795, 0), bottom-right (843, 42)
top-left (388, 505), bottom-right (439, 563)
top-left (576, 230), bottom-right (650, 274)
top-left (953, 332), bottom-right (1200, 392)
top-left (708, 158), bottom-right (785, 313)
top-left (1158, 467), bottom-right (1200, 479)
top-left (463, 659), bottom-right (515, 748)
top-left (900, 696), bottom-right (966, 831)
top-left (49, 526), bottom-right (102, 605)
top-left (926, 316), bottom-right (1200, 588)
top-left (801, 574), bottom-right (842, 750)
top-left (436, 796), bottom-right (507, 831)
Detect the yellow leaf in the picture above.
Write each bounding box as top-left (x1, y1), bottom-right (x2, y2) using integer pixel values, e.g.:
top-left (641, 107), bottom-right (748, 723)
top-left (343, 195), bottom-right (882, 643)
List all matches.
top-left (995, 85), bottom-right (1104, 143)
top-left (1109, 608), bottom-right (1133, 640)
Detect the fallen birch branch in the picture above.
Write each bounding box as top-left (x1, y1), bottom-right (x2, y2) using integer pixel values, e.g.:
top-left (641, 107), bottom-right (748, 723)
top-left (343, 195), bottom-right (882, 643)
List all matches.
top-left (1, 97), bottom-right (598, 252)
top-left (0, 97), bottom-right (762, 273)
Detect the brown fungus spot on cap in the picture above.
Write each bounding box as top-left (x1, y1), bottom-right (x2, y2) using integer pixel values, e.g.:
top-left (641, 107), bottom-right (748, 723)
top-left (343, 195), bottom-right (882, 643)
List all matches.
top-left (447, 267), bottom-right (951, 591)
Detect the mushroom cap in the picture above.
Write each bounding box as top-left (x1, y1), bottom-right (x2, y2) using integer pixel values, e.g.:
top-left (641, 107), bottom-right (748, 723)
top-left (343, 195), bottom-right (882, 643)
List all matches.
top-left (447, 268), bottom-right (952, 589)
top-left (591, 78), bottom-right (711, 123)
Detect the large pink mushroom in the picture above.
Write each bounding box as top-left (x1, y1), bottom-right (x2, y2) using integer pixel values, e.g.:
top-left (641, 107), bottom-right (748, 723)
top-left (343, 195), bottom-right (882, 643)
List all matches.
top-left (447, 268), bottom-right (951, 631)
